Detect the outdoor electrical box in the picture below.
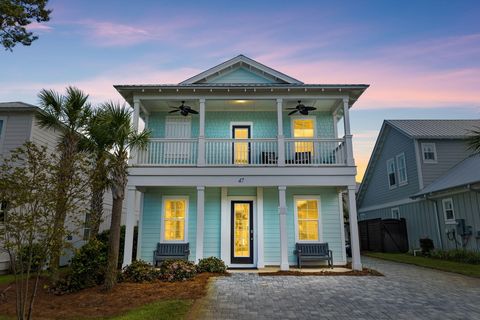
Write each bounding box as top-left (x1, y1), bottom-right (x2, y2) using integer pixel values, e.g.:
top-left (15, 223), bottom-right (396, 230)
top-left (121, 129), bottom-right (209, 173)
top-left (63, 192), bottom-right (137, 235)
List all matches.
top-left (455, 219), bottom-right (472, 237)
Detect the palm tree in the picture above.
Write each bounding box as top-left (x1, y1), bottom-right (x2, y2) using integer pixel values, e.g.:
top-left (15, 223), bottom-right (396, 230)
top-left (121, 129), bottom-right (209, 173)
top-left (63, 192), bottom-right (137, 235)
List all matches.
top-left (97, 102), bottom-right (150, 290)
top-left (37, 86), bottom-right (91, 280)
top-left (81, 109), bottom-right (114, 239)
top-left (468, 126), bottom-right (480, 153)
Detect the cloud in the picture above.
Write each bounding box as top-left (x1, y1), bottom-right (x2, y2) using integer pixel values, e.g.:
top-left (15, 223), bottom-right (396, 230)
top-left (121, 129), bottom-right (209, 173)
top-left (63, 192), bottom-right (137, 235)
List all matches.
top-left (27, 21), bottom-right (53, 31)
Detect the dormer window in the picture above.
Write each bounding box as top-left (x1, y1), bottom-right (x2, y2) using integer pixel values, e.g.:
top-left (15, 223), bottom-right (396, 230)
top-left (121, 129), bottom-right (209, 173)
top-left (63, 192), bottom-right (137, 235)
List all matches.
top-left (421, 143), bottom-right (437, 163)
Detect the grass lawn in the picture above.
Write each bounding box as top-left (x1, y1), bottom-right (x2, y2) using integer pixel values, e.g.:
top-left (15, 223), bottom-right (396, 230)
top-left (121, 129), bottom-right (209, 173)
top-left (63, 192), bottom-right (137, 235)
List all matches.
top-left (365, 252), bottom-right (480, 278)
top-left (0, 273), bottom-right (14, 285)
top-left (103, 299), bottom-right (193, 320)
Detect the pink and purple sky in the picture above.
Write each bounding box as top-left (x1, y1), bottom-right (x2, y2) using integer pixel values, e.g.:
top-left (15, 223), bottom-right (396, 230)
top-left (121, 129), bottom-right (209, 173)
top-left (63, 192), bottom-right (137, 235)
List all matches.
top-left (1, 0), bottom-right (479, 180)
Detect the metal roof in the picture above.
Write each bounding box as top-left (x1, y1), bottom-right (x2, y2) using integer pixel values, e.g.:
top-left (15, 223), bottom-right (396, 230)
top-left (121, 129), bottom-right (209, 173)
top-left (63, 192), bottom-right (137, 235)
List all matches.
top-left (114, 83), bottom-right (369, 88)
top-left (412, 153), bottom-right (480, 197)
top-left (387, 120), bottom-right (480, 139)
top-left (0, 101), bottom-right (39, 111)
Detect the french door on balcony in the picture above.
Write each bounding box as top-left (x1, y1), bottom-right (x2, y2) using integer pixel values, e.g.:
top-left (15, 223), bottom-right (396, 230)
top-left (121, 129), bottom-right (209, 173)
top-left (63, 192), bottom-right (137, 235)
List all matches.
top-left (232, 125), bottom-right (251, 165)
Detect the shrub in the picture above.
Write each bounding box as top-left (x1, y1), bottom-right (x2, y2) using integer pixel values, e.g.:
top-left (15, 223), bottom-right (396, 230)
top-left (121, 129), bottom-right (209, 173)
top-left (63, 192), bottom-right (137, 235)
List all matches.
top-left (160, 260), bottom-right (197, 282)
top-left (122, 260), bottom-right (160, 283)
top-left (197, 257), bottom-right (227, 273)
top-left (97, 225), bottom-right (138, 269)
top-left (430, 249), bottom-right (480, 265)
top-left (67, 239), bottom-right (108, 291)
top-left (419, 238), bottom-right (434, 255)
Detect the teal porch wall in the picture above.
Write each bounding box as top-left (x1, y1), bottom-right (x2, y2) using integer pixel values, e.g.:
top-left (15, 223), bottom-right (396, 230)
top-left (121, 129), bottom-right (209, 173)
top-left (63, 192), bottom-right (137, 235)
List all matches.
top-left (204, 187), bottom-right (221, 258)
top-left (148, 111), bottom-right (335, 139)
top-left (285, 187), bottom-right (343, 264)
top-left (141, 187), bottom-right (197, 263)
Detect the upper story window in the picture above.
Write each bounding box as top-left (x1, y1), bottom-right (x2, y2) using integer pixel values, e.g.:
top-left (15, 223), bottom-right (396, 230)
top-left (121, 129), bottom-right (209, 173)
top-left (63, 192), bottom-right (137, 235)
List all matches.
top-left (442, 198), bottom-right (455, 223)
top-left (386, 158), bottom-right (396, 188)
top-left (162, 197), bottom-right (188, 242)
top-left (421, 143), bottom-right (437, 163)
top-left (396, 153), bottom-right (408, 185)
top-left (292, 118), bottom-right (315, 154)
top-left (294, 197), bottom-right (321, 242)
top-left (0, 201), bottom-right (7, 224)
top-left (391, 207), bottom-right (400, 219)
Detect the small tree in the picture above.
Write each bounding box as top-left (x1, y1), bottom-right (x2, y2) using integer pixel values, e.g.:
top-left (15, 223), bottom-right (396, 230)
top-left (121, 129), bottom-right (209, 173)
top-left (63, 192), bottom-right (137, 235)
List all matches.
top-left (468, 126), bottom-right (480, 154)
top-left (97, 102), bottom-right (150, 291)
top-left (0, 0), bottom-right (52, 51)
top-left (0, 143), bottom-right (57, 320)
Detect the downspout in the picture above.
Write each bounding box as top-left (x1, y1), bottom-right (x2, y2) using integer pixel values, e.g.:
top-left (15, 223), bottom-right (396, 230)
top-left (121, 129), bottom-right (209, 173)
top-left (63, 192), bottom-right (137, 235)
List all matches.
top-left (425, 195), bottom-right (444, 250)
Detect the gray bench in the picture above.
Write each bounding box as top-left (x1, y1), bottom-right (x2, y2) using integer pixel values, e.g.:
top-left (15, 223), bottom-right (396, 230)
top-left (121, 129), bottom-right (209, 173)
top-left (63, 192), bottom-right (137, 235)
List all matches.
top-left (294, 243), bottom-right (333, 268)
top-left (153, 243), bottom-right (190, 267)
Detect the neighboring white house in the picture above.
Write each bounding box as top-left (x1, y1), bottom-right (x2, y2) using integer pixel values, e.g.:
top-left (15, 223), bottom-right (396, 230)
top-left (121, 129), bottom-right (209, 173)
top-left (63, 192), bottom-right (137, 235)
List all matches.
top-left (116, 55), bottom-right (368, 270)
top-left (0, 102), bottom-right (128, 272)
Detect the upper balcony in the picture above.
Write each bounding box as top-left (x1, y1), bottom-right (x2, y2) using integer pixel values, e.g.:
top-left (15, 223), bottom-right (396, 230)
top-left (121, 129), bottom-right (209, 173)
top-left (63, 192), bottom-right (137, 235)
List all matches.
top-left (128, 96), bottom-right (356, 168)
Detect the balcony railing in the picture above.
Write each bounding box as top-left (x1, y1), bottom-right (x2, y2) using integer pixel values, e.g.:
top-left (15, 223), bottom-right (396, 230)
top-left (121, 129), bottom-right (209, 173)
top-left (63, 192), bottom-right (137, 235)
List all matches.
top-left (136, 138), bottom-right (349, 166)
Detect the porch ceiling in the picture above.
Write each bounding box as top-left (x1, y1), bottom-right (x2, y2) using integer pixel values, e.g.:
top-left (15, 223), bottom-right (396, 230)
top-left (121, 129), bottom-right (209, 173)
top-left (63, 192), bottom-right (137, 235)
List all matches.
top-left (141, 98), bottom-right (339, 112)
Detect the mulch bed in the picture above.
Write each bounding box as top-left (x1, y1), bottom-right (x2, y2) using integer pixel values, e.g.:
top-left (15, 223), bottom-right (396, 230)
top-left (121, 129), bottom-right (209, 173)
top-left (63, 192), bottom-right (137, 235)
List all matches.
top-left (259, 267), bottom-right (383, 277)
top-left (0, 273), bottom-right (222, 320)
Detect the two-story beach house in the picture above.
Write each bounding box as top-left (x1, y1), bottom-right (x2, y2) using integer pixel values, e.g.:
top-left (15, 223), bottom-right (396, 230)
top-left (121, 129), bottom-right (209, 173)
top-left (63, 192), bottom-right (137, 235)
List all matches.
top-left (116, 55), bottom-right (368, 270)
top-left (357, 120), bottom-right (480, 252)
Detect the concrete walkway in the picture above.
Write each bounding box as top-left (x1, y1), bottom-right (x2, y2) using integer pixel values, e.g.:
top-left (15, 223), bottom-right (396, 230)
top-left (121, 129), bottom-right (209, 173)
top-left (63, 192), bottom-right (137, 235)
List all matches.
top-left (192, 257), bottom-right (480, 319)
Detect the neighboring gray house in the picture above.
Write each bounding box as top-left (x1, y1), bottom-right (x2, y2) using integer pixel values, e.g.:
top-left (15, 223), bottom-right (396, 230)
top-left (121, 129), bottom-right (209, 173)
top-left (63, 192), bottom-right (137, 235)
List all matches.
top-left (357, 120), bottom-right (480, 252)
top-left (0, 102), bottom-right (128, 272)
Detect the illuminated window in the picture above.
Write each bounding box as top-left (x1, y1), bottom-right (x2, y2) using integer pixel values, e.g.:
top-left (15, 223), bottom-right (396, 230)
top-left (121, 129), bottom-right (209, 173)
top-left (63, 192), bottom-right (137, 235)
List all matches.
top-left (295, 198), bottom-right (320, 241)
top-left (163, 198), bottom-right (187, 241)
top-left (293, 119), bottom-right (315, 153)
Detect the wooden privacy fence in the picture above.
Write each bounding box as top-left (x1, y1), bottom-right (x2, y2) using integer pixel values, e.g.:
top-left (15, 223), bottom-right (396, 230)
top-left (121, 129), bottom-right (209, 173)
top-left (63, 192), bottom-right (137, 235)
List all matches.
top-left (359, 218), bottom-right (409, 253)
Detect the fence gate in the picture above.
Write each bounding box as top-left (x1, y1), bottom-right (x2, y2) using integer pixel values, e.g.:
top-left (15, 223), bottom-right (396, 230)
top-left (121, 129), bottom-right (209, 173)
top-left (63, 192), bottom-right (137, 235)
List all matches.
top-left (359, 218), bottom-right (409, 253)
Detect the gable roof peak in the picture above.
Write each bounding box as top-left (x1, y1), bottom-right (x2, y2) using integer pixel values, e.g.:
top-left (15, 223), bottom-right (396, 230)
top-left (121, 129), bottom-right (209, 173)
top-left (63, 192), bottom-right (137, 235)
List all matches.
top-left (180, 54), bottom-right (303, 85)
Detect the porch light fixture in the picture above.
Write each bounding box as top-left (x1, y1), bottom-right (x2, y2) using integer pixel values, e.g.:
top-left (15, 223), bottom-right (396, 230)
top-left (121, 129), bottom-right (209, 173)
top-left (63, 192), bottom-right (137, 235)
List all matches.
top-left (234, 100), bottom-right (247, 104)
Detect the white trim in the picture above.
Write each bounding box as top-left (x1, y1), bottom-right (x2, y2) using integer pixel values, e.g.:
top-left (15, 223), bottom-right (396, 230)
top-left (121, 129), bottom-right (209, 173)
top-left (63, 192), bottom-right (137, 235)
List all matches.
top-left (256, 187), bottom-right (265, 268)
top-left (338, 192), bottom-right (347, 264)
top-left (413, 139), bottom-right (424, 189)
top-left (293, 195), bottom-right (322, 243)
top-left (396, 153), bottom-right (408, 186)
top-left (290, 115), bottom-right (317, 139)
top-left (391, 207), bottom-right (400, 219)
top-left (220, 188), bottom-right (229, 264)
top-left (230, 122), bottom-right (253, 138)
top-left (136, 192), bottom-right (144, 261)
top-left (386, 158), bottom-right (397, 189)
top-left (160, 196), bottom-right (189, 243)
top-left (441, 198), bottom-right (456, 223)
top-left (358, 197), bottom-right (420, 213)
top-left (0, 116), bottom-right (7, 155)
top-left (195, 186), bottom-right (205, 262)
top-left (225, 195), bottom-right (257, 268)
top-left (421, 143), bottom-right (438, 164)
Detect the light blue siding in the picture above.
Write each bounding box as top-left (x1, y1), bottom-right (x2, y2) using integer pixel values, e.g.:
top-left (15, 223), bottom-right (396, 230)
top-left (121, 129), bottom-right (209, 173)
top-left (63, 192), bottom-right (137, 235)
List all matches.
top-left (285, 187), bottom-right (344, 264)
top-left (140, 187), bottom-right (197, 263)
top-left (360, 126), bottom-right (420, 208)
top-left (204, 187), bottom-right (221, 258)
top-left (208, 67), bottom-right (274, 84)
top-left (148, 111), bottom-right (335, 139)
top-left (263, 187), bottom-right (280, 264)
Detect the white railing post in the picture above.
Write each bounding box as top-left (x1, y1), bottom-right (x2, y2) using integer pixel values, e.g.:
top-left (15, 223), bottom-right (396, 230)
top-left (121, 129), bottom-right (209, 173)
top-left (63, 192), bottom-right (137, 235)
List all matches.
top-left (276, 98), bottom-right (285, 166)
top-left (343, 97), bottom-right (355, 166)
top-left (130, 99), bottom-right (140, 165)
top-left (197, 98), bottom-right (206, 166)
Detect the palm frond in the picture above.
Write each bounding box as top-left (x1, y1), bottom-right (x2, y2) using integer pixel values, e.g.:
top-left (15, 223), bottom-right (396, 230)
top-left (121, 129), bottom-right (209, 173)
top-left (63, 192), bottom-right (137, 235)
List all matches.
top-left (467, 126), bottom-right (480, 153)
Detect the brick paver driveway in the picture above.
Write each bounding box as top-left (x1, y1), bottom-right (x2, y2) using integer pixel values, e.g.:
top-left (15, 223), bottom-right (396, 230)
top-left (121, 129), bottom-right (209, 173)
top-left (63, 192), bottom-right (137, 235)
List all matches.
top-left (192, 257), bottom-right (480, 319)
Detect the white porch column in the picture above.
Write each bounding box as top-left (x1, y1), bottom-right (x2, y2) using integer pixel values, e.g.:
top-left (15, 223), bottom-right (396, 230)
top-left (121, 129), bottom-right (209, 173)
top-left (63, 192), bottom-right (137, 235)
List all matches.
top-left (276, 98), bottom-right (285, 166)
top-left (130, 99), bottom-right (141, 165)
top-left (195, 186), bottom-right (205, 262)
top-left (278, 186), bottom-right (289, 270)
top-left (342, 97), bottom-right (355, 166)
top-left (197, 98), bottom-right (206, 166)
top-left (123, 186), bottom-right (137, 267)
top-left (347, 185), bottom-right (362, 270)
top-left (256, 187), bottom-right (265, 268)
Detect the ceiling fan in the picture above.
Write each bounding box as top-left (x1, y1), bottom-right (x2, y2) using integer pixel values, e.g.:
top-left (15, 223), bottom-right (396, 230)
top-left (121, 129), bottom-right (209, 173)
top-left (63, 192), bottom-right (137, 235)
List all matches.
top-left (169, 101), bottom-right (199, 116)
top-left (286, 100), bottom-right (317, 115)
